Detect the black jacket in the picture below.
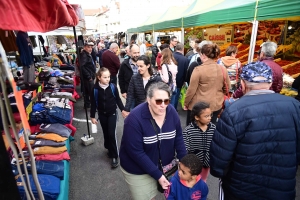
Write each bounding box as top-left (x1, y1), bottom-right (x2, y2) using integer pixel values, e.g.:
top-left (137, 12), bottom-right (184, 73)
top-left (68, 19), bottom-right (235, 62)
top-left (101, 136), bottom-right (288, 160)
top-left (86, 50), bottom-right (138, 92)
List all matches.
top-left (80, 50), bottom-right (96, 80)
top-left (90, 82), bottom-right (125, 118)
top-left (125, 73), bottom-right (162, 111)
top-left (118, 59), bottom-right (133, 94)
top-left (96, 48), bottom-right (107, 66)
top-left (210, 93), bottom-right (300, 200)
top-left (186, 57), bottom-right (202, 85)
top-left (151, 45), bottom-right (159, 66)
top-left (173, 52), bottom-right (189, 88)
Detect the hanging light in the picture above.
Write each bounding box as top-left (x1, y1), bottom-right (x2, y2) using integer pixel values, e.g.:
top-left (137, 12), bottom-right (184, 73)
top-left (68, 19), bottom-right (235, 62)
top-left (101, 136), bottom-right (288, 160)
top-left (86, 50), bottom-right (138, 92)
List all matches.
top-left (191, 27), bottom-right (194, 30)
top-left (203, 29), bottom-right (206, 32)
top-left (217, 26), bottom-right (220, 31)
top-left (237, 29), bottom-right (240, 33)
top-left (288, 25), bottom-right (292, 30)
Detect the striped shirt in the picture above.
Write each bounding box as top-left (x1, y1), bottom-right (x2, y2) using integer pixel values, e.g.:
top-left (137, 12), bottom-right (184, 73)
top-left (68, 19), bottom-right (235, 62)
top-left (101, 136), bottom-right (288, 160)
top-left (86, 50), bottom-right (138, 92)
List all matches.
top-left (183, 122), bottom-right (216, 167)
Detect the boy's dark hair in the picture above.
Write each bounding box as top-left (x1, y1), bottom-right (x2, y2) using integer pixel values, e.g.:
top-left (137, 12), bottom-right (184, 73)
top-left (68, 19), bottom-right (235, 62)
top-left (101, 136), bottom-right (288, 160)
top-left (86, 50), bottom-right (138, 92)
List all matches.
top-left (180, 154), bottom-right (203, 176)
top-left (190, 102), bottom-right (210, 122)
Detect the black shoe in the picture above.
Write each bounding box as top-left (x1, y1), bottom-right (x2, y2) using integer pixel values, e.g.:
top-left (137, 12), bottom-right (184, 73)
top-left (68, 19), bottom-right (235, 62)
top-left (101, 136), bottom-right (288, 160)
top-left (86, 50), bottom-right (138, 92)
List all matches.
top-left (111, 158), bottom-right (119, 168)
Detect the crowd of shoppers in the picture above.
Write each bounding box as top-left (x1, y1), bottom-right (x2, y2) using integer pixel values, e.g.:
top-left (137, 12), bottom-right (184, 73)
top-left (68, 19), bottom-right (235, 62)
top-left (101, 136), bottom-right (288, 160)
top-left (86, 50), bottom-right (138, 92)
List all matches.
top-left (79, 37), bottom-right (299, 200)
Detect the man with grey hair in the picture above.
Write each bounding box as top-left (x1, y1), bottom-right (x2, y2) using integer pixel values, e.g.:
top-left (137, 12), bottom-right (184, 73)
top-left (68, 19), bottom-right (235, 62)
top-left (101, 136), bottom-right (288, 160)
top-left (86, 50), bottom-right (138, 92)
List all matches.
top-left (186, 40), bottom-right (213, 84)
top-left (172, 43), bottom-right (189, 110)
top-left (210, 61), bottom-right (300, 200)
top-left (102, 43), bottom-right (121, 84)
top-left (233, 42), bottom-right (283, 98)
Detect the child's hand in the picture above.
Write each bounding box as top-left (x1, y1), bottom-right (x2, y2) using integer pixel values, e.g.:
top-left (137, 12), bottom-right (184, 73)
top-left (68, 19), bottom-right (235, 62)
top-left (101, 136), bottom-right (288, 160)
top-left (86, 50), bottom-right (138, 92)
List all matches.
top-left (158, 175), bottom-right (170, 190)
top-left (122, 111), bottom-right (129, 118)
top-left (91, 118), bottom-right (98, 124)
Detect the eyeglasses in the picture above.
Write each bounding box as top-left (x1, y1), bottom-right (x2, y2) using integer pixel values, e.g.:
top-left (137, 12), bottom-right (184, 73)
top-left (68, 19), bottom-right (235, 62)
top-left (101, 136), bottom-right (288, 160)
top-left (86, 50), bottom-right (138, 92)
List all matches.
top-left (155, 99), bottom-right (170, 105)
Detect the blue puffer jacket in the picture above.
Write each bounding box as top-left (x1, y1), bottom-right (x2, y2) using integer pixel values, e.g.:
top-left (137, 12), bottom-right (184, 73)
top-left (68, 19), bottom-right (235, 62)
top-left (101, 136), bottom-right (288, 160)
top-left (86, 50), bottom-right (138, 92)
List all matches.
top-left (210, 93), bottom-right (300, 200)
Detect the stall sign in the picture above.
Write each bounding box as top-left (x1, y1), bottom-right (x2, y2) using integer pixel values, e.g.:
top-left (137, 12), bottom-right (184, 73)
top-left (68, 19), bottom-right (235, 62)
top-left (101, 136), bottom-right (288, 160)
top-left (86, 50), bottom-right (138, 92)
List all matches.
top-left (203, 26), bottom-right (232, 46)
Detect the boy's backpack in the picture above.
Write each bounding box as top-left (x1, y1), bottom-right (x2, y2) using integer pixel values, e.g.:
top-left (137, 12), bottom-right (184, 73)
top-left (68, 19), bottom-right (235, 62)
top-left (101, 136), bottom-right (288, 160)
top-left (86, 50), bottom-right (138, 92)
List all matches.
top-left (94, 83), bottom-right (117, 107)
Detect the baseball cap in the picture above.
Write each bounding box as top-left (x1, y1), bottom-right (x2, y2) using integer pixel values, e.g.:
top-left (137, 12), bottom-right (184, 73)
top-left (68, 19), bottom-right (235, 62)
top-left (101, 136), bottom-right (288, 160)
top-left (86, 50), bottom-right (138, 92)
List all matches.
top-left (240, 61), bottom-right (273, 83)
top-left (84, 42), bottom-right (94, 46)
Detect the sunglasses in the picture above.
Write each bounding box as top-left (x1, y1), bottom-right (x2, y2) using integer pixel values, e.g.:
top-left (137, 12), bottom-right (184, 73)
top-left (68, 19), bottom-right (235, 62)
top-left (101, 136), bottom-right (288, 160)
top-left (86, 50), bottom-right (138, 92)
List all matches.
top-left (155, 99), bottom-right (170, 105)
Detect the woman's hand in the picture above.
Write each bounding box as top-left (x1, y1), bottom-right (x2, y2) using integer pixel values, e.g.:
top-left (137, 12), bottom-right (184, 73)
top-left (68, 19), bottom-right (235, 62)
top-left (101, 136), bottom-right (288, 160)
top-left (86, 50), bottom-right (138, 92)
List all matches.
top-left (122, 111), bottom-right (129, 118)
top-left (183, 106), bottom-right (188, 111)
top-left (158, 175), bottom-right (170, 190)
top-left (91, 118), bottom-right (98, 124)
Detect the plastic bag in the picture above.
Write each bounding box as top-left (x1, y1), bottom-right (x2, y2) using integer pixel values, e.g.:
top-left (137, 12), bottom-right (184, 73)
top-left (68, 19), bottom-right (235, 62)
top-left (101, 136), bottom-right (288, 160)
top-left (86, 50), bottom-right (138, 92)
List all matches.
top-left (179, 83), bottom-right (188, 110)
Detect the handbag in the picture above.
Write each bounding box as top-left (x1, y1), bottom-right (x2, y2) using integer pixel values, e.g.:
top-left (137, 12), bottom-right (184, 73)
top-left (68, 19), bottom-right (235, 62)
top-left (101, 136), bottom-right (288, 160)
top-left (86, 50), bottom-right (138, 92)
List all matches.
top-left (150, 119), bottom-right (178, 193)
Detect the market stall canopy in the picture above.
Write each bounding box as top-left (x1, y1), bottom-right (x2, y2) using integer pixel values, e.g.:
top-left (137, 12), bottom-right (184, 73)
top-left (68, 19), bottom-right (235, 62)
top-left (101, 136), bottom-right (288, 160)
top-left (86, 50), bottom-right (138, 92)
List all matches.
top-left (183, 0), bottom-right (225, 17)
top-left (152, 5), bottom-right (189, 31)
top-left (0, 0), bottom-right (79, 32)
top-left (256, 0), bottom-right (300, 21)
top-left (183, 0), bottom-right (300, 28)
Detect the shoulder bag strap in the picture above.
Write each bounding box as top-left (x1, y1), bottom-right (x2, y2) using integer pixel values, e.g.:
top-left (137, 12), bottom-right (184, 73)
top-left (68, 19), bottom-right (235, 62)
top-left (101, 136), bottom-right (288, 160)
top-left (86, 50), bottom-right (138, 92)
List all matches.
top-left (219, 65), bottom-right (230, 98)
top-left (150, 119), bottom-right (163, 170)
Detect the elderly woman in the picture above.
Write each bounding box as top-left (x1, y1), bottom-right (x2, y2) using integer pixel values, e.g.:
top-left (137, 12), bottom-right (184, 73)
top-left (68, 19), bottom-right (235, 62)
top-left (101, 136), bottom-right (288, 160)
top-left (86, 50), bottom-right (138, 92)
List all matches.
top-left (184, 43), bottom-right (231, 125)
top-left (233, 41), bottom-right (283, 98)
top-left (120, 82), bottom-right (187, 200)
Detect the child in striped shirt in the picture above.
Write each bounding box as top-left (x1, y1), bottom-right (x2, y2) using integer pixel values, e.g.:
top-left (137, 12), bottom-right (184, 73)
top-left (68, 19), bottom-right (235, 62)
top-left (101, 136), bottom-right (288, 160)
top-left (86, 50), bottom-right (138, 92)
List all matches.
top-left (183, 102), bottom-right (216, 182)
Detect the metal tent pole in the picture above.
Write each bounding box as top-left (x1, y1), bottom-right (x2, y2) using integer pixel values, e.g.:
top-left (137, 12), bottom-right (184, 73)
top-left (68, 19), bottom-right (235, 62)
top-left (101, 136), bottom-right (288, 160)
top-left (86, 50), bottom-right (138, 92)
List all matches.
top-left (73, 27), bottom-right (91, 138)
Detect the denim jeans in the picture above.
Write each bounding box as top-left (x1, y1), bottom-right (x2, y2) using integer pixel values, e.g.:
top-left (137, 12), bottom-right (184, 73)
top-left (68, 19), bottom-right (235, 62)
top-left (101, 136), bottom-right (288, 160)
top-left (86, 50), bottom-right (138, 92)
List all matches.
top-left (40, 123), bottom-right (72, 137)
top-left (170, 87), bottom-right (180, 111)
top-left (48, 106), bottom-right (72, 124)
top-left (17, 174), bottom-right (60, 200)
top-left (34, 161), bottom-right (65, 179)
top-left (170, 87), bottom-right (179, 110)
top-left (30, 110), bottom-right (51, 125)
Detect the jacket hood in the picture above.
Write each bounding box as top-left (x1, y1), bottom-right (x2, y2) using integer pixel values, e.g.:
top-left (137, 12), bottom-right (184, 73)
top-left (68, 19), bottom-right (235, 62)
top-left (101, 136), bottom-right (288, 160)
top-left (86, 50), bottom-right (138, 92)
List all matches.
top-left (221, 56), bottom-right (238, 67)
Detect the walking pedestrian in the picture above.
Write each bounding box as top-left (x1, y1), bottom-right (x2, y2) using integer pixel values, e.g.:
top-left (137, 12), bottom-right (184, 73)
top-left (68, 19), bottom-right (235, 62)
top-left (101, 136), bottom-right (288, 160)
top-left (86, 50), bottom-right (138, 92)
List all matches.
top-left (119, 82), bottom-right (187, 200)
top-left (124, 55), bottom-right (161, 113)
top-left (80, 42), bottom-right (96, 108)
top-left (184, 43), bottom-right (230, 125)
top-left (172, 43), bottom-right (189, 111)
top-left (160, 48), bottom-right (178, 108)
top-left (118, 44), bottom-right (140, 99)
top-left (183, 102), bottom-right (215, 182)
top-left (210, 61), bottom-right (300, 200)
top-left (90, 67), bottom-right (127, 168)
top-left (102, 43), bottom-right (120, 85)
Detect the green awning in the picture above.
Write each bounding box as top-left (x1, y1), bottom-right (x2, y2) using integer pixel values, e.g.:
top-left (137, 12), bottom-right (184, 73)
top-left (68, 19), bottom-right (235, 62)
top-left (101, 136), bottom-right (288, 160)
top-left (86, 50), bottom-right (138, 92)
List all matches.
top-left (183, 0), bottom-right (257, 28)
top-left (256, 0), bottom-right (300, 21)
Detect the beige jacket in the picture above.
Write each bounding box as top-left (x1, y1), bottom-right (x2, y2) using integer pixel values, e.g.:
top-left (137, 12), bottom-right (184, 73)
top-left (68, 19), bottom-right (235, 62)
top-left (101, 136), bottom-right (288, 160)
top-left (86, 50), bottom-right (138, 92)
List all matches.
top-left (184, 59), bottom-right (231, 111)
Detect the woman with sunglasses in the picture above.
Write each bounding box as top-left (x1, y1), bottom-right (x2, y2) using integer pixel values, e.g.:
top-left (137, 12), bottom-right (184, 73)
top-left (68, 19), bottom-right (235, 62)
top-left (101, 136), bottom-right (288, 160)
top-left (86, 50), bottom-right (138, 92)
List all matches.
top-left (123, 55), bottom-right (161, 114)
top-left (184, 43), bottom-right (231, 125)
top-left (119, 82), bottom-right (187, 200)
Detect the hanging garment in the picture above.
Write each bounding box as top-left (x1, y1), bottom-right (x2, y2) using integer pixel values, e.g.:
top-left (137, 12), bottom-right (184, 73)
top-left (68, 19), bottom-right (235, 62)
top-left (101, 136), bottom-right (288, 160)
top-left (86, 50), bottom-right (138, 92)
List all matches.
top-left (16, 31), bottom-right (34, 66)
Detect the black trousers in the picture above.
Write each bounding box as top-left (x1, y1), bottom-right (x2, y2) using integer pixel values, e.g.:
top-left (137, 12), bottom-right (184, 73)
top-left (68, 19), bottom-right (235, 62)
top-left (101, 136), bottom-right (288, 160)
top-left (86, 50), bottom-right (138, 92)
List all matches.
top-left (186, 108), bottom-right (222, 126)
top-left (98, 112), bottom-right (118, 158)
top-left (83, 79), bottom-right (94, 107)
top-left (110, 75), bottom-right (117, 85)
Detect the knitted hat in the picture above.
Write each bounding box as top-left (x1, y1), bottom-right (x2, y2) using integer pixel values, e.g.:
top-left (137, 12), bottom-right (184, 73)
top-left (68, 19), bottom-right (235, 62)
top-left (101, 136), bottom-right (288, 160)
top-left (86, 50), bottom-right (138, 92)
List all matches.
top-left (240, 61), bottom-right (273, 83)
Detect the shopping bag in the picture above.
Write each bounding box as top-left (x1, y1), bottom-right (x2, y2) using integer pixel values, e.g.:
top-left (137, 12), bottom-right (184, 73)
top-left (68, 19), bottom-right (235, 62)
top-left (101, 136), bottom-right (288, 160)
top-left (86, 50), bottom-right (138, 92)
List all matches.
top-left (179, 82), bottom-right (188, 109)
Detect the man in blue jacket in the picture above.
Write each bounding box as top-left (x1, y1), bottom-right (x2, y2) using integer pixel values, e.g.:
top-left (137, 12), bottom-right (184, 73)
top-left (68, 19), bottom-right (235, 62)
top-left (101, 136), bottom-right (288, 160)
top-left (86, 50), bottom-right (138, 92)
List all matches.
top-left (210, 61), bottom-right (300, 200)
top-left (172, 43), bottom-right (189, 111)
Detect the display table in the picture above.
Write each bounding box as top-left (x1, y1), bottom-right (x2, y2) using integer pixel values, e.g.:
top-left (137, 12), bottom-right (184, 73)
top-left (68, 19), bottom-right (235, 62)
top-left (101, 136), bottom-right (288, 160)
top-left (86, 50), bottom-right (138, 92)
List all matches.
top-left (57, 138), bottom-right (70, 200)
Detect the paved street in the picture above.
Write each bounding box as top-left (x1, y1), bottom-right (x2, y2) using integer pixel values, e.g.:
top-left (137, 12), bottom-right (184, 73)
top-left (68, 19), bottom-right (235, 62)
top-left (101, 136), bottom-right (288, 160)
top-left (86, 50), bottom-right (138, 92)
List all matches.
top-left (69, 88), bottom-right (300, 200)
